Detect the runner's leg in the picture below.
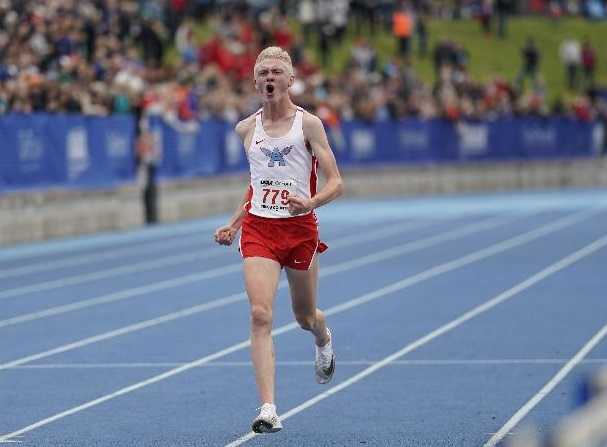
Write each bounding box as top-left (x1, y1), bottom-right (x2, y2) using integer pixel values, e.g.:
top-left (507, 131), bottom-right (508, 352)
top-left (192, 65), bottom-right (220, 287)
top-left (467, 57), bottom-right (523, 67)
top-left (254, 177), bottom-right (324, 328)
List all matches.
top-left (244, 256), bottom-right (282, 404)
top-left (286, 258), bottom-right (330, 347)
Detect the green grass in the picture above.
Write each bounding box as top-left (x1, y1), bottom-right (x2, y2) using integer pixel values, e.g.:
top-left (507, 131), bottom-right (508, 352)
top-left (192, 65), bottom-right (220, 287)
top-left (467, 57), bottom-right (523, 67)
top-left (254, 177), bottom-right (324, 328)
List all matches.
top-left (309, 17), bottom-right (607, 102)
top-left (185, 17), bottom-right (607, 102)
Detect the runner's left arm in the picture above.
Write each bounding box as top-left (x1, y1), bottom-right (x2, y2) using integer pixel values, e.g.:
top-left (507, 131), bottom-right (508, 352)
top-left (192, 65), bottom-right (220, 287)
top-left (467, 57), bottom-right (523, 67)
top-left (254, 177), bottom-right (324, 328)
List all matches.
top-left (287, 113), bottom-right (344, 215)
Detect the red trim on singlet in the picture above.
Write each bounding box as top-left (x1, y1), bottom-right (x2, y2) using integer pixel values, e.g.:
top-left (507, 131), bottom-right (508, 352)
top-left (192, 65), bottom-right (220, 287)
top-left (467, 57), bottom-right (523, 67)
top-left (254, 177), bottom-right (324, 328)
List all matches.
top-left (244, 184), bottom-right (253, 212)
top-left (310, 155), bottom-right (318, 197)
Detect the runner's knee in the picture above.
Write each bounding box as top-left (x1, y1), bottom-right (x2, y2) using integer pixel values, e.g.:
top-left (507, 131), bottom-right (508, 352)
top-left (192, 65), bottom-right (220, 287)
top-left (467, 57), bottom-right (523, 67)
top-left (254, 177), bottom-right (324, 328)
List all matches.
top-left (295, 313), bottom-right (315, 331)
top-left (250, 304), bottom-right (273, 330)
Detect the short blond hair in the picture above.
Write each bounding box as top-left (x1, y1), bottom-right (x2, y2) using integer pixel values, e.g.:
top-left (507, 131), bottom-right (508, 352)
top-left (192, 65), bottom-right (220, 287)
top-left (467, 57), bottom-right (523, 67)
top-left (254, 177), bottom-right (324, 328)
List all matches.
top-left (254, 46), bottom-right (294, 76)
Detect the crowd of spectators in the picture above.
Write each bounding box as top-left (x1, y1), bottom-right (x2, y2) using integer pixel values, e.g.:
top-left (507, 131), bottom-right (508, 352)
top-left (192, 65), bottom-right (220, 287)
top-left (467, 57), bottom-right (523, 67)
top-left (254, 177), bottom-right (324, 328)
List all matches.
top-left (0, 0), bottom-right (606, 127)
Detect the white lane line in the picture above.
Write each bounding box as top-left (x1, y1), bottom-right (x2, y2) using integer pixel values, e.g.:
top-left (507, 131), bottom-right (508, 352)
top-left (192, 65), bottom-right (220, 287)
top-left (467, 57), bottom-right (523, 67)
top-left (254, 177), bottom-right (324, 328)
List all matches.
top-left (0, 218), bottom-right (602, 442)
top-left (314, 214), bottom-right (518, 277)
top-left (7, 359), bottom-right (607, 369)
top-left (0, 265), bottom-right (242, 330)
top-left (226, 233), bottom-right (607, 447)
top-left (0, 339), bottom-right (257, 444)
top-left (0, 217), bottom-right (413, 280)
top-left (0, 216), bottom-right (510, 368)
top-left (0, 219), bottom-right (225, 264)
top-left (0, 234), bottom-right (213, 279)
top-left (0, 291), bottom-right (246, 371)
top-left (324, 218), bottom-right (431, 249)
top-left (0, 247), bottom-right (229, 301)
top-left (0, 217), bottom-right (436, 300)
top-left (483, 322), bottom-right (607, 447)
top-left (0, 210), bottom-right (591, 371)
top-left (0, 436), bottom-right (23, 443)
top-left (0, 215), bottom-right (510, 329)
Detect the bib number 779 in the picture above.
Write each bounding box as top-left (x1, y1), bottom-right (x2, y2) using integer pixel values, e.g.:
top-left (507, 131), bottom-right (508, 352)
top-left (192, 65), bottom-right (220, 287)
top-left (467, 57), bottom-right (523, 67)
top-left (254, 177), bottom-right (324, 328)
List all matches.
top-left (262, 188), bottom-right (290, 205)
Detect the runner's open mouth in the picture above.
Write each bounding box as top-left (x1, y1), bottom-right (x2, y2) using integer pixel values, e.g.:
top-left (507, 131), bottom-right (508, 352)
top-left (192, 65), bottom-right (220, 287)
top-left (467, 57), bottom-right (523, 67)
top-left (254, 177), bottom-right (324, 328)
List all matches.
top-left (266, 84), bottom-right (274, 93)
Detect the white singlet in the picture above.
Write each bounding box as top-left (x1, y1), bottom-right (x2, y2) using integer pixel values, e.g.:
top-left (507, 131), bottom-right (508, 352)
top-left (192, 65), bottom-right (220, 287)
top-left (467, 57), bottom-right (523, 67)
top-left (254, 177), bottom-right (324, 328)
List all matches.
top-left (246, 107), bottom-right (318, 218)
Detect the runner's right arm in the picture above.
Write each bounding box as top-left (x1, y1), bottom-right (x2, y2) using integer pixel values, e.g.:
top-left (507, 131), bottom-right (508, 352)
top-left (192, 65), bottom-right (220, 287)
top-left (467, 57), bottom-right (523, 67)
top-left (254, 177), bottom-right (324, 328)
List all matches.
top-left (214, 115), bottom-right (256, 246)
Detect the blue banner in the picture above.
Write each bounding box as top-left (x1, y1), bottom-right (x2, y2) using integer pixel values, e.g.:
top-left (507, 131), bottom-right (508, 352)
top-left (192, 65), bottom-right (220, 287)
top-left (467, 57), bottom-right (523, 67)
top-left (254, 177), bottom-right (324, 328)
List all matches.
top-left (333, 117), bottom-right (599, 166)
top-left (0, 114), bottom-right (63, 188)
top-left (149, 117), bottom-right (224, 178)
top-left (0, 114), bottom-right (135, 191)
top-left (0, 114), bottom-right (602, 191)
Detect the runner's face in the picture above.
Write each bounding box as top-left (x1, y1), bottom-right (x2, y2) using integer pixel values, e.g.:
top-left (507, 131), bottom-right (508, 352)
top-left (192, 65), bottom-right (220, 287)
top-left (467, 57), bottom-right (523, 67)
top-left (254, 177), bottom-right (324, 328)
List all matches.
top-left (254, 59), bottom-right (293, 101)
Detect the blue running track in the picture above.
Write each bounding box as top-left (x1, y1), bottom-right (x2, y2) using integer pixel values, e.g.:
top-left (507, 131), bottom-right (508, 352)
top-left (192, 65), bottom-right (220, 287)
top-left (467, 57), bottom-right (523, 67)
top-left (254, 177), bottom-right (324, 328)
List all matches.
top-left (1, 188), bottom-right (607, 446)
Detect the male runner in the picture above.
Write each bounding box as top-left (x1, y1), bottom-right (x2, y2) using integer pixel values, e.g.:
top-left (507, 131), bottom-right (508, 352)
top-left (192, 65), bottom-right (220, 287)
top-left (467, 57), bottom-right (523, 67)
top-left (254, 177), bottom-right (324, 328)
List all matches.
top-left (214, 46), bottom-right (344, 434)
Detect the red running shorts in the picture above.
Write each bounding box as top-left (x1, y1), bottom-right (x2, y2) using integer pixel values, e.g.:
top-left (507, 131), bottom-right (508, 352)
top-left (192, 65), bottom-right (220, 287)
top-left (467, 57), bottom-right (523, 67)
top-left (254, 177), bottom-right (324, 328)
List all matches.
top-left (239, 212), bottom-right (328, 270)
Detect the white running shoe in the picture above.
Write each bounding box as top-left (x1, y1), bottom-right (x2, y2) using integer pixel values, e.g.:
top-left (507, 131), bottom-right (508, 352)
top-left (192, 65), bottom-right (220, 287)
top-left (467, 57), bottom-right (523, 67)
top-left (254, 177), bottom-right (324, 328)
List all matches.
top-left (251, 403), bottom-right (282, 434)
top-left (315, 328), bottom-right (335, 384)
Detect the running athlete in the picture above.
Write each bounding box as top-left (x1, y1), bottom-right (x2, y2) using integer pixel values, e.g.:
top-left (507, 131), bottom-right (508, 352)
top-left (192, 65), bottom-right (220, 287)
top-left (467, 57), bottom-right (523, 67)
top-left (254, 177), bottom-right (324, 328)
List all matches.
top-left (214, 46), bottom-right (344, 434)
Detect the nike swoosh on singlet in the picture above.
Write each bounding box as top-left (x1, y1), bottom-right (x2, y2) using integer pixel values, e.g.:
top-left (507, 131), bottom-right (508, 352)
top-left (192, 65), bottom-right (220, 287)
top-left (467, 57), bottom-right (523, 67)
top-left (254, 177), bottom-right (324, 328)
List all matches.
top-left (255, 139), bottom-right (265, 145)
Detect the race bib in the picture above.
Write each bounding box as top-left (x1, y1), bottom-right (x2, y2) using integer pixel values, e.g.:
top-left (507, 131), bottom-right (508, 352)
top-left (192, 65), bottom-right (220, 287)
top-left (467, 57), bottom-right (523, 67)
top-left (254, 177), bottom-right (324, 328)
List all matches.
top-left (254, 178), bottom-right (297, 216)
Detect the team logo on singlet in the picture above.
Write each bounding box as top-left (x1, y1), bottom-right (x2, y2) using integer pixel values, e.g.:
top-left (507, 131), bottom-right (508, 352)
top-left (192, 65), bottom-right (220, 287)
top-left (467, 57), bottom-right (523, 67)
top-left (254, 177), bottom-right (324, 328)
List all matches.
top-left (260, 145), bottom-right (292, 167)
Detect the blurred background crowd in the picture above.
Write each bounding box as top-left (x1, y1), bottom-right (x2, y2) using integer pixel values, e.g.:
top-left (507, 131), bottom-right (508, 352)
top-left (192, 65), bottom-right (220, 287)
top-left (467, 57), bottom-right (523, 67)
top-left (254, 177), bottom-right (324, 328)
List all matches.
top-left (0, 0), bottom-right (606, 126)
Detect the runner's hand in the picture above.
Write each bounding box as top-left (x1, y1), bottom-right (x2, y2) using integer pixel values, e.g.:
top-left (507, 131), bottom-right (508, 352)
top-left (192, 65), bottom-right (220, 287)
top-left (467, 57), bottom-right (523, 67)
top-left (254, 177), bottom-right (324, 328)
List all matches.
top-left (214, 225), bottom-right (238, 246)
top-left (287, 195), bottom-right (314, 216)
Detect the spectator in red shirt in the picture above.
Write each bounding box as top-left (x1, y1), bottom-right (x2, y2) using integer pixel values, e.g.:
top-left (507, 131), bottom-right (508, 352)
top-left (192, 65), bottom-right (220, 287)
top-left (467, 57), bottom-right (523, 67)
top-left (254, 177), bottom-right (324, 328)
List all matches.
top-left (273, 15), bottom-right (293, 50)
top-left (581, 39), bottom-right (597, 87)
top-left (572, 96), bottom-right (592, 122)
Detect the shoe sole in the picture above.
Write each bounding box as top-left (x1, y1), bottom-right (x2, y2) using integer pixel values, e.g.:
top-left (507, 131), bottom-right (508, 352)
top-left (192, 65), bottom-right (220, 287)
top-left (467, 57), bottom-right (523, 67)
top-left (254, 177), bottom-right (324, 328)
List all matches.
top-left (316, 354), bottom-right (335, 384)
top-left (252, 419), bottom-right (282, 434)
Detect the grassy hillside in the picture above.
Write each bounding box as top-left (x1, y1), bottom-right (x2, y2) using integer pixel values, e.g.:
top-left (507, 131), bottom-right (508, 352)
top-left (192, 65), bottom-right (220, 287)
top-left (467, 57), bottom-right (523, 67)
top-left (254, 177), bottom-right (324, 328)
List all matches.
top-left (312, 17), bottom-right (607, 101)
top-left (185, 17), bottom-right (607, 101)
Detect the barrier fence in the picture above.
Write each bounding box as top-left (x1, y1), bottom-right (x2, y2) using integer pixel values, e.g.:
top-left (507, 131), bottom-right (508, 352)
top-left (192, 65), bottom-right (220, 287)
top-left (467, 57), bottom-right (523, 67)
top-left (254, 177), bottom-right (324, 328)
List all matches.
top-left (0, 114), bottom-right (603, 191)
